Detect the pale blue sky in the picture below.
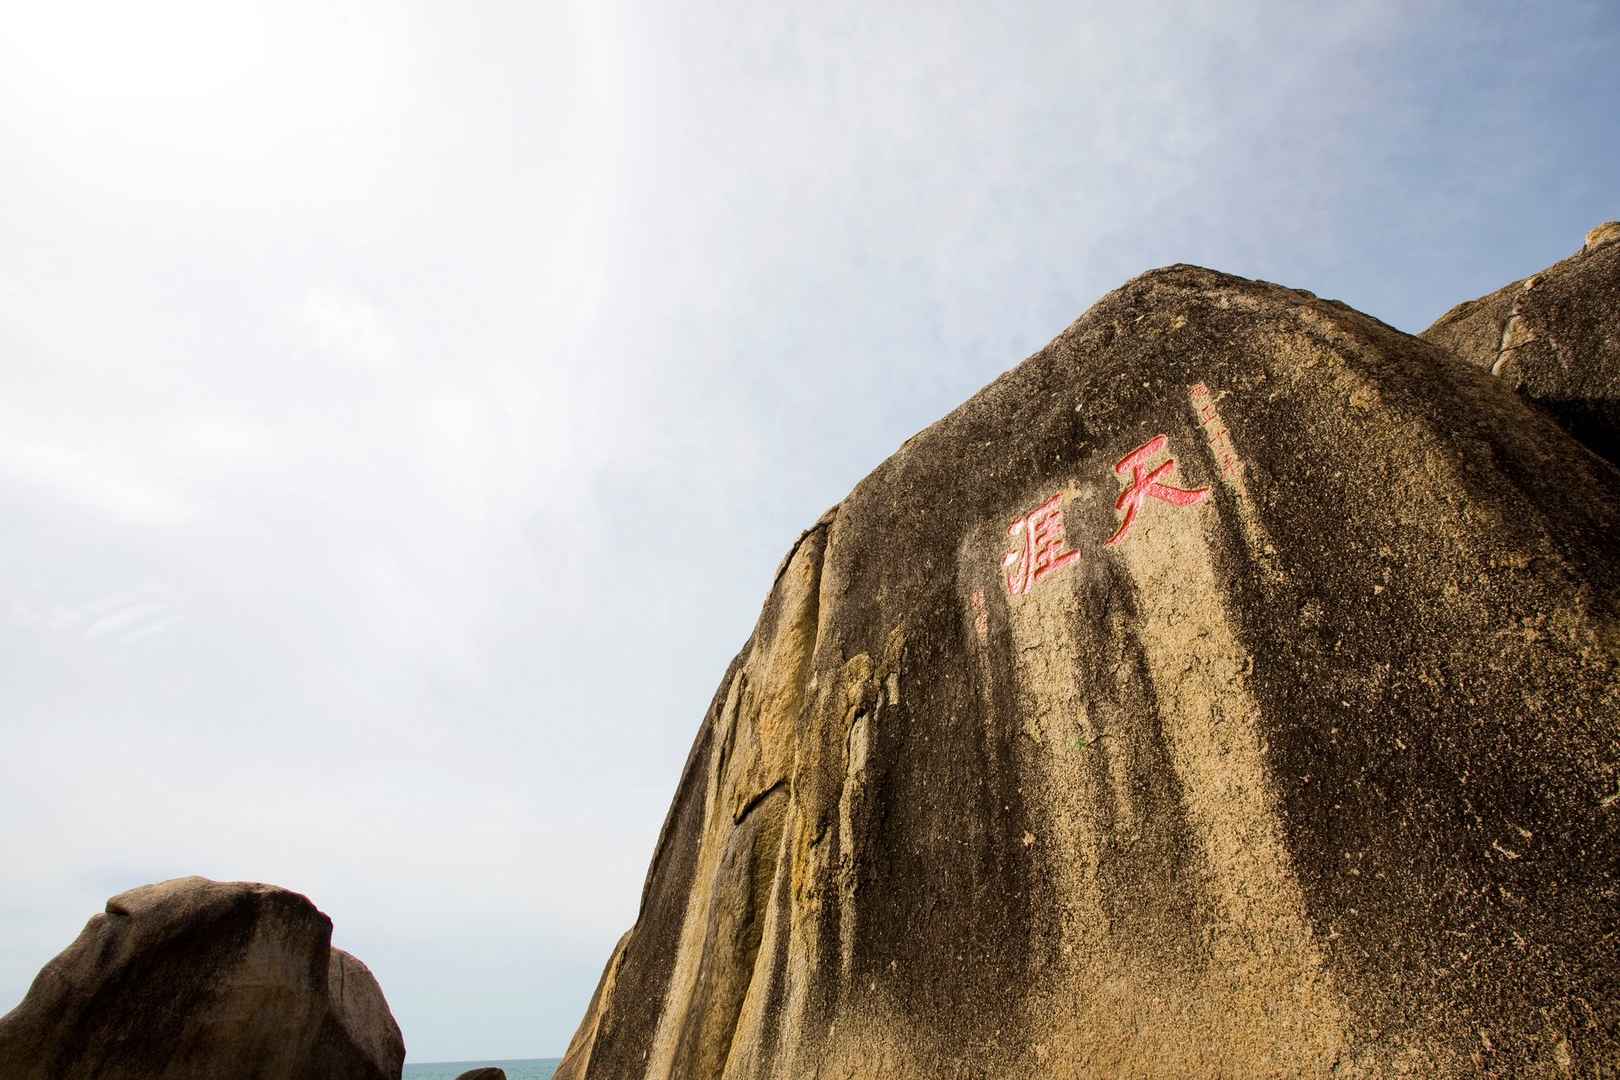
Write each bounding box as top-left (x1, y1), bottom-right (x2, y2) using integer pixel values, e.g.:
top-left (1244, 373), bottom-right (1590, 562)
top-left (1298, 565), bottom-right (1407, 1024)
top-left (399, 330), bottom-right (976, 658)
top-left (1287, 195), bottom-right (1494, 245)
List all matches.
top-left (2, 0), bottom-right (1615, 1062)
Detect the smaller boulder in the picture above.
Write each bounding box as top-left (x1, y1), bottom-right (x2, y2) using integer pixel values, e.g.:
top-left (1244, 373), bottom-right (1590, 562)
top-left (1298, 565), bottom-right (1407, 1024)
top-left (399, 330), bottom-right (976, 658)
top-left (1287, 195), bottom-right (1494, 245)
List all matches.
top-left (452, 1069), bottom-right (507, 1080)
top-left (1422, 220), bottom-right (1620, 468)
top-left (0, 876), bottom-right (405, 1080)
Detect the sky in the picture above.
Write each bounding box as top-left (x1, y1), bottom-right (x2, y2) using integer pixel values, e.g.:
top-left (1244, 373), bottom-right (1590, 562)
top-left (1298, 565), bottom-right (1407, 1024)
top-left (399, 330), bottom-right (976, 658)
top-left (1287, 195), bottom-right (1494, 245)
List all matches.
top-left (1, 0), bottom-right (1615, 1063)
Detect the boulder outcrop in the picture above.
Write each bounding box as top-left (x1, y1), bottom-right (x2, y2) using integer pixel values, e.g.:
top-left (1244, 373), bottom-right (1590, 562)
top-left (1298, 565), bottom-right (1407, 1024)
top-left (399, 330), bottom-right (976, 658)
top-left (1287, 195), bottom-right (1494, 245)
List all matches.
top-left (557, 264), bottom-right (1619, 1078)
top-left (1423, 221), bottom-right (1620, 469)
top-left (0, 876), bottom-right (405, 1080)
top-left (452, 1068), bottom-right (507, 1080)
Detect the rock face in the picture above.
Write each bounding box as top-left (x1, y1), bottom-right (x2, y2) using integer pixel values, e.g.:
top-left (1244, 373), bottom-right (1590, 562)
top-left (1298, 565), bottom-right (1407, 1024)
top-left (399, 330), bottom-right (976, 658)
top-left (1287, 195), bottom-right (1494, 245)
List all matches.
top-left (1584, 220), bottom-right (1620, 254)
top-left (556, 264), bottom-right (1620, 1079)
top-left (1422, 221), bottom-right (1620, 469)
top-left (0, 876), bottom-right (405, 1080)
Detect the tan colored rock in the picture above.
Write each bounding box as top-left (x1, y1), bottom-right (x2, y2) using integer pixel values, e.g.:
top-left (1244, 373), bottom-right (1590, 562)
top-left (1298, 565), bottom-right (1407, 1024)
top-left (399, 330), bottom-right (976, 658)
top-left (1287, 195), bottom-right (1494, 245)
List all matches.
top-left (1423, 221), bottom-right (1620, 468)
top-left (1585, 220), bottom-right (1620, 253)
top-left (557, 265), bottom-right (1620, 1079)
top-left (0, 876), bottom-right (405, 1079)
top-left (314, 948), bottom-right (407, 1078)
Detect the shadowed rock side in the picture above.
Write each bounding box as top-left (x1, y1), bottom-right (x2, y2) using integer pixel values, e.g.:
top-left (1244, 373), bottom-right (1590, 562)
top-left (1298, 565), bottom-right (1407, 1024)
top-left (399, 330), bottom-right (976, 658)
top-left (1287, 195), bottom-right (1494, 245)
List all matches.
top-left (556, 264), bottom-right (1620, 1079)
top-left (1423, 221), bottom-right (1620, 469)
top-left (0, 876), bottom-right (406, 1080)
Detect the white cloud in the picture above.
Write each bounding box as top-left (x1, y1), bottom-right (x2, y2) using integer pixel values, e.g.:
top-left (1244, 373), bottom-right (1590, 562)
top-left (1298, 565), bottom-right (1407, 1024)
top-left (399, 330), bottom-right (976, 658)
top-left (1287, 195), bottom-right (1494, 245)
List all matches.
top-left (300, 292), bottom-right (402, 376)
top-left (0, 442), bottom-right (196, 527)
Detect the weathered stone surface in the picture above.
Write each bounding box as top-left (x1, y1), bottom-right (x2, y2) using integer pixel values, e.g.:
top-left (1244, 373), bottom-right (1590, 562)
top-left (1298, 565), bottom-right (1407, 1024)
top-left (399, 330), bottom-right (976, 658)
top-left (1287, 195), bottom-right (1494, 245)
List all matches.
top-left (1585, 220), bottom-right (1620, 254)
top-left (451, 1069), bottom-right (507, 1080)
top-left (0, 876), bottom-right (405, 1079)
top-left (1423, 221), bottom-right (1620, 468)
top-left (557, 264), bottom-right (1620, 1079)
top-left (312, 948), bottom-right (407, 1079)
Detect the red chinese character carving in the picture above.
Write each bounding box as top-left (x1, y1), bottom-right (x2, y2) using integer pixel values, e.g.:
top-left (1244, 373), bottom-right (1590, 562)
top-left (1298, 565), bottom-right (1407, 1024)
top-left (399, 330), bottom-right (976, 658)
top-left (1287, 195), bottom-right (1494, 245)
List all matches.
top-left (1004, 493), bottom-right (1080, 595)
top-left (1105, 434), bottom-right (1210, 546)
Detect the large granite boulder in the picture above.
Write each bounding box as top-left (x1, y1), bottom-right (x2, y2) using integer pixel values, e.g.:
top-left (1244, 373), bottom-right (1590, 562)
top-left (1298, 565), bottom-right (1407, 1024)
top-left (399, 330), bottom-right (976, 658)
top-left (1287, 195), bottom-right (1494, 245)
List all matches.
top-left (556, 264), bottom-right (1619, 1078)
top-left (0, 876), bottom-right (405, 1079)
top-left (1423, 220), bottom-right (1620, 469)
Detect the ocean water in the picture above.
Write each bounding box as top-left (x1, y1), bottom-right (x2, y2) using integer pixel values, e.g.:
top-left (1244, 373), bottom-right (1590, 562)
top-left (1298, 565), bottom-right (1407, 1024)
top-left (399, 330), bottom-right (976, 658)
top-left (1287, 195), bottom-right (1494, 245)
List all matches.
top-left (403, 1059), bottom-right (560, 1080)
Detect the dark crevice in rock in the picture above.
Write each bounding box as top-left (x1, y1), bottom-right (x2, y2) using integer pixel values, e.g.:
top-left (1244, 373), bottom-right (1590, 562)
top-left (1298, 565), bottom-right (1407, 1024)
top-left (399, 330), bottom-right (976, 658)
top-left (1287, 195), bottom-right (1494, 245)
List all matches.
top-left (1528, 395), bottom-right (1620, 474)
top-left (734, 778), bottom-right (787, 825)
top-left (633, 652), bottom-right (738, 924)
top-left (769, 508), bottom-right (838, 591)
top-left (669, 786), bottom-right (786, 1080)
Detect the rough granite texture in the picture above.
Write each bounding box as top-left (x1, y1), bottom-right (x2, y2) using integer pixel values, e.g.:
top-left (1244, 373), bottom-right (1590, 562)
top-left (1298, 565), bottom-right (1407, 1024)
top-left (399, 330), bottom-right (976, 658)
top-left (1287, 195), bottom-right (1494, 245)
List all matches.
top-left (0, 876), bottom-right (406, 1080)
top-left (1422, 221), bottom-right (1620, 470)
top-left (556, 262), bottom-right (1620, 1079)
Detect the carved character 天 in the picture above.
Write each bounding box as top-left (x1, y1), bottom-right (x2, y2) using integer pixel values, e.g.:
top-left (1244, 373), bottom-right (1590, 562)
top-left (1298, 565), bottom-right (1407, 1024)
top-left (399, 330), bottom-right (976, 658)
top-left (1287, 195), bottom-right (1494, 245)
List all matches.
top-left (1105, 434), bottom-right (1210, 546)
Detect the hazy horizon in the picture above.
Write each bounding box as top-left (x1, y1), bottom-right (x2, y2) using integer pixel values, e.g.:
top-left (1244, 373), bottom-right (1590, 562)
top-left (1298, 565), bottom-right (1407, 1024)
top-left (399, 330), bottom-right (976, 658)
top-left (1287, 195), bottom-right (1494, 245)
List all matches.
top-left (3, 0), bottom-right (1616, 1062)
